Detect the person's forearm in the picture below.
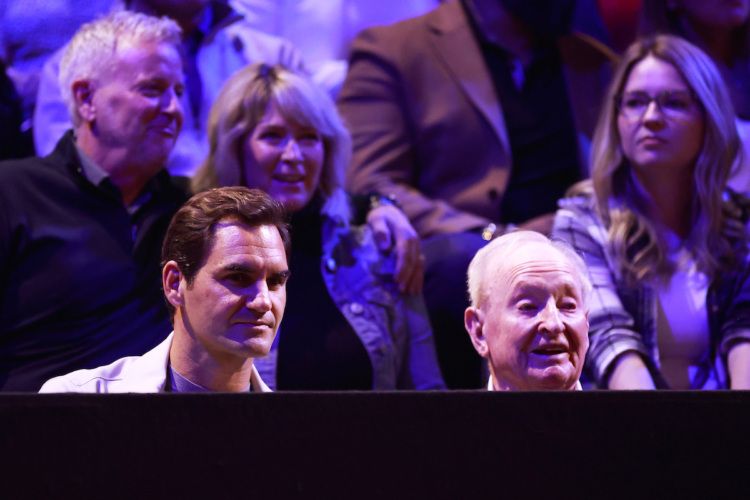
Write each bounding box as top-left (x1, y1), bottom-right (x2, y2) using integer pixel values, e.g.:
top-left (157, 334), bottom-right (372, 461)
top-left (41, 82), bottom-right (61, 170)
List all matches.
top-left (728, 341), bottom-right (750, 389)
top-left (607, 351), bottom-right (656, 390)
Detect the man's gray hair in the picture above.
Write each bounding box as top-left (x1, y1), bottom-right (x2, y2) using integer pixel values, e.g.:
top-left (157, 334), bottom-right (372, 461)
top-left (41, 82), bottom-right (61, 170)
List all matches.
top-left (466, 230), bottom-right (593, 308)
top-left (59, 11), bottom-right (182, 126)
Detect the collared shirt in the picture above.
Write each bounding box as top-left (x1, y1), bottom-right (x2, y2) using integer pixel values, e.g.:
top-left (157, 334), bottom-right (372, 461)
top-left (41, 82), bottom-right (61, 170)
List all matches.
top-left (168, 366), bottom-right (212, 393)
top-left (75, 144), bottom-right (153, 214)
top-left (167, 365), bottom-right (257, 393)
top-left (0, 131), bottom-right (189, 390)
top-left (75, 143), bottom-right (109, 187)
top-left (75, 143), bottom-right (156, 241)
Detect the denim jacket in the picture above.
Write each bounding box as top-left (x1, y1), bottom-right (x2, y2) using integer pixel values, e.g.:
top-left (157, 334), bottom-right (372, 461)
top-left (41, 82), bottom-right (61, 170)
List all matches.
top-left (553, 192), bottom-right (750, 388)
top-left (255, 191), bottom-right (446, 390)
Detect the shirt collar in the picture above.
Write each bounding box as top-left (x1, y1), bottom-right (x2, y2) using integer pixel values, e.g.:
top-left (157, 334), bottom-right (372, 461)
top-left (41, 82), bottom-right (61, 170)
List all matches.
top-left (75, 143), bottom-right (110, 188)
top-left (74, 140), bottom-right (156, 213)
top-left (169, 365), bottom-right (213, 393)
top-left (168, 364), bottom-right (255, 393)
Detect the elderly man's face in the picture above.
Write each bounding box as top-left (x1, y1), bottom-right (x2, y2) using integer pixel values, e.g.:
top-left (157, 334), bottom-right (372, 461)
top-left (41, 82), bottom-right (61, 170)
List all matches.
top-left (176, 221), bottom-right (289, 361)
top-left (85, 40), bottom-right (184, 172)
top-left (466, 243), bottom-right (589, 390)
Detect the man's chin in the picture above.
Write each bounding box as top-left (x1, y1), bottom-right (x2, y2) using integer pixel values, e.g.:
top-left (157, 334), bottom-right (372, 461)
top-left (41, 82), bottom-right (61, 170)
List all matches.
top-left (526, 365), bottom-right (579, 390)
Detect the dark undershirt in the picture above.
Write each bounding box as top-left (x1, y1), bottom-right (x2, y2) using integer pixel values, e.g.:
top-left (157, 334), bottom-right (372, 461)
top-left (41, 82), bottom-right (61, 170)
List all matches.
top-left (464, 2), bottom-right (583, 224)
top-left (276, 201), bottom-right (373, 390)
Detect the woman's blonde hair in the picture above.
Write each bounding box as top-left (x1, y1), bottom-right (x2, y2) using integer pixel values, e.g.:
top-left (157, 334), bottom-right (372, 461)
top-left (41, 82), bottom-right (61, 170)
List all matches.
top-left (581, 34), bottom-right (740, 282)
top-left (192, 63), bottom-right (351, 204)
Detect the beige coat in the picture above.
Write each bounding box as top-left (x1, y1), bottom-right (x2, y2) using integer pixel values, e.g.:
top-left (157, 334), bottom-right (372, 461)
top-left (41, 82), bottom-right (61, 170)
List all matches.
top-left (338, 0), bottom-right (615, 237)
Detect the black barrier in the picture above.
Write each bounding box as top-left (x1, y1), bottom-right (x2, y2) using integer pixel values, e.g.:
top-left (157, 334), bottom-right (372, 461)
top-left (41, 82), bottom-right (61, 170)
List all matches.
top-left (1, 391), bottom-right (748, 498)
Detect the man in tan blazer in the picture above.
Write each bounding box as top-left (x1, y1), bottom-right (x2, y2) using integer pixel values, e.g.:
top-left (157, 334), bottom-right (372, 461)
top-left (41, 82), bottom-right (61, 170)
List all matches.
top-left (338, 0), bottom-right (615, 387)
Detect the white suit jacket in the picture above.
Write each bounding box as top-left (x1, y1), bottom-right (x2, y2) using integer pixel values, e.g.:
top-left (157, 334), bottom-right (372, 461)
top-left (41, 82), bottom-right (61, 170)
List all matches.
top-left (38, 333), bottom-right (271, 393)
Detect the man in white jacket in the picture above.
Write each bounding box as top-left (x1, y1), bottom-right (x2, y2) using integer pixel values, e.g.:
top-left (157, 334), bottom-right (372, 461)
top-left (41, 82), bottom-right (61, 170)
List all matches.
top-left (41, 187), bottom-right (290, 393)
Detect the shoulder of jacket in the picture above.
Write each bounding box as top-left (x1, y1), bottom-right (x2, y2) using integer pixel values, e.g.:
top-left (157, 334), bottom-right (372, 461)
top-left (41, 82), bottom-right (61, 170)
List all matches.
top-left (39, 355), bottom-right (141, 393)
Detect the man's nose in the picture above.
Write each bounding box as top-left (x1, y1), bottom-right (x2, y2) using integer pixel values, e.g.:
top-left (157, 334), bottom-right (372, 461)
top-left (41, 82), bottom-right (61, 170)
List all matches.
top-left (245, 281), bottom-right (272, 313)
top-left (162, 87), bottom-right (183, 118)
top-left (538, 303), bottom-right (564, 335)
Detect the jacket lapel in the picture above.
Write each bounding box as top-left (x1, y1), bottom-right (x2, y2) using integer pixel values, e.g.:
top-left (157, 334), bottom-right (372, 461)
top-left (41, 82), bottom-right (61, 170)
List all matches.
top-left (426, 1), bottom-right (510, 154)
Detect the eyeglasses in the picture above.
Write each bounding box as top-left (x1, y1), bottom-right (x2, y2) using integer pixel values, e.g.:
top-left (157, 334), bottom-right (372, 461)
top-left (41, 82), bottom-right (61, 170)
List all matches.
top-left (615, 90), bottom-right (699, 120)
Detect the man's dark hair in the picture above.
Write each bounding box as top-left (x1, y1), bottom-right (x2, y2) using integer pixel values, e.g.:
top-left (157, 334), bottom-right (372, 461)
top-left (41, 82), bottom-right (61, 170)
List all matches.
top-left (161, 187), bottom-right (290, 316)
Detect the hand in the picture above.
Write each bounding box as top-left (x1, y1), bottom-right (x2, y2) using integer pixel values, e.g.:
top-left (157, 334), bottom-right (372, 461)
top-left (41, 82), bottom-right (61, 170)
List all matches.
top-left (366, 204), bottom-right (424, 294)
top-left (722, 191), bottom-right (750, 241)
top-left (517, 212), bottom-right (556, 236)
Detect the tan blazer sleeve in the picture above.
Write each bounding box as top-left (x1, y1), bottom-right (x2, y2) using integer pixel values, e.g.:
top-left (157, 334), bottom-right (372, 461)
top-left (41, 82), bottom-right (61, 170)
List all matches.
top-left (338, 24), bottom-right (493, 238)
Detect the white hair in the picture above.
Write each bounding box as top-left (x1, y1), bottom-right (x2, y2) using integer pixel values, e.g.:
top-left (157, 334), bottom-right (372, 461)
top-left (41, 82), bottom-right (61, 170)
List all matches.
top-left (466, 230), bottom-right (592, 308)
top-left (59, 11), bottom-right (182, 126)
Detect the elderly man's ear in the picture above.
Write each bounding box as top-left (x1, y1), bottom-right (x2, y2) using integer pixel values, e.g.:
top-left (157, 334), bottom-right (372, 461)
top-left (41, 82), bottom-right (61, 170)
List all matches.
top-left (464, 307), bottom-right (489, 358)
top-left (72, 80), bottom-right (96, 122)
top-left (162, 261), bottom-right (185, 309)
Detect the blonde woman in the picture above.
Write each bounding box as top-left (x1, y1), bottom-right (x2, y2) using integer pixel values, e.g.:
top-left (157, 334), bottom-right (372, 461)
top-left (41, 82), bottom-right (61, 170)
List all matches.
top-left (553, 35), bottom-right (750, 389)
top-left (193, 63), bottom-right (444, 390)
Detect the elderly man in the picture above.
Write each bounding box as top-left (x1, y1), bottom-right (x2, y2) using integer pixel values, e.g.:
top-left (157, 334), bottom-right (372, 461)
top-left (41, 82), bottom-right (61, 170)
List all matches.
top-left (0, 12), bottom-right (188, 391)
top-left (464, 231), bottom-right (591, 391)
top-left (40, 187), bottom-right (288, 393)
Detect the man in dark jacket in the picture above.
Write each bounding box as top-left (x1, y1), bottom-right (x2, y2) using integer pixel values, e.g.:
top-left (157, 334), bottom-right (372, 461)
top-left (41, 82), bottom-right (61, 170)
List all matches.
top-left (0, 11), bottom-right (187, 390)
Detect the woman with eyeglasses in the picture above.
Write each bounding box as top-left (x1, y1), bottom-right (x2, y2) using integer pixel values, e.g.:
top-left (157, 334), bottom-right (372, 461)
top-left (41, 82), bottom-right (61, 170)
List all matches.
top-left (638, 0), bottom-right (750, 192)
top-left (553, 35), bottom-right (750, 390)
top-left (192, 63), bottom-right (445, 391)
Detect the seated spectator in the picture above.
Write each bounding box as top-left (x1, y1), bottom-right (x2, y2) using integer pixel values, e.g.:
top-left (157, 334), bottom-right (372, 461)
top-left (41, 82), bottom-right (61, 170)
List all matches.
top-left (464, 231), bottom-right (591, 391)
top-left (41, 187), bottom-right (286, 393)
top-left (337, 0), bottom-right (616, 388)
top-left (192, 63), bottom-right (445, 390)
top-left (554, 35), bottom-right (750, 390)
top-left (639, 0), bottom-right (750, 192)
top-left (228, 0), bottom-right (440, 96)
top-left (0, 11), bottom-right (187, 391)
top-left (34, 0), bottom-right (304, 176)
